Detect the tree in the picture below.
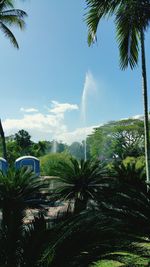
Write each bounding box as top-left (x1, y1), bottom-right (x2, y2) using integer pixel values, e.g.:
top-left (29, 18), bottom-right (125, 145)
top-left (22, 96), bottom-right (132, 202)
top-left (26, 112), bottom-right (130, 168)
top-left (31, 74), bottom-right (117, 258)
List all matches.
top-left (87, 119), bottom-right (145, 161)
top-left (85, 0), bottom-right (150, 183)
top-left (6, 140), bottom-right (21, 165)
top-left (14, 129), bottom-right (32, 153)
top-left (0, 0), bottom-right (27, 48)
top-left (40, 152), bottom-right (71, 176)
top-left (0, 0), bottom-right (27, 159)
top-left (68, 142), bottom-right (85, 160)
top-left (0, 119), bottom-right (7, 159)
top-left (32, 141), bottom-right (47, 157)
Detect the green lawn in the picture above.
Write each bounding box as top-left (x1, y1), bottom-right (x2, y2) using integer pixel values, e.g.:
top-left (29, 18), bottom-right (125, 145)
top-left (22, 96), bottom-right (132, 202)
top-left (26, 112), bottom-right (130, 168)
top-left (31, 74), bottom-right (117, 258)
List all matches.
top-left (91, 238), bottom-right (150, 267)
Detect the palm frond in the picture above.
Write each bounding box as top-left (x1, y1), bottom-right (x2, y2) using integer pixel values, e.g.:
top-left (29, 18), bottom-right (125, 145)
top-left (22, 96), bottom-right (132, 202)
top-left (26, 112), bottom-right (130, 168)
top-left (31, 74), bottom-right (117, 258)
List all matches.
top-left (0, 21), bottom-right (18, 47)
top-left (85, 0), bottom-right (122, 45)
top-left (115, 5), bottom-right (140, 69)
top-left (0, 9), bottom-right (27, 29)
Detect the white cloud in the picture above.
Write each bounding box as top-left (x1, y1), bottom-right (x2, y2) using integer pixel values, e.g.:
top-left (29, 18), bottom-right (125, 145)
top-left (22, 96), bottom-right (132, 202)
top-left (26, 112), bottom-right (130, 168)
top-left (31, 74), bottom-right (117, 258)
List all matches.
top-left (48, 101), bottom-right (78, 115)
top-left (57, 125), bottom-right (98, 144)
top-left (2, 101), bottom-right (81, 143)
top-left (132, 114), bottom-right (143, 120)
top-left (20, 107), bottom-right (38, 113)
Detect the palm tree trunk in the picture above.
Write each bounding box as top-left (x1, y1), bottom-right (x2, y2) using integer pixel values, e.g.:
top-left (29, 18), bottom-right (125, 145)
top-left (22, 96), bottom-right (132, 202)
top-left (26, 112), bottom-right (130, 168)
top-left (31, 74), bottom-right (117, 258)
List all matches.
top-left (140, 29), bottom-right (150, 184)
top-left (0, 119), bottom-right (7, 160)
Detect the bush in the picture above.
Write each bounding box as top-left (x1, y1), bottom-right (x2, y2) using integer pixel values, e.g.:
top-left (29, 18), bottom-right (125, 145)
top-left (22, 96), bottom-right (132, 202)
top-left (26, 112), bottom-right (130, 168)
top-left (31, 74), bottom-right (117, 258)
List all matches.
top-left (40, 152), bottom-right (71, 176)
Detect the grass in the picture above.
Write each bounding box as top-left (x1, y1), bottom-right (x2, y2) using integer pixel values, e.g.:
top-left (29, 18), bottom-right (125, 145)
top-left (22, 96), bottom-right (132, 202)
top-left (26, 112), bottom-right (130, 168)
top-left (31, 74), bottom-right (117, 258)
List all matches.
top-left (91, 238), bottom-right (150, 267)
top-left (91, 260), bottom-right (124, 266)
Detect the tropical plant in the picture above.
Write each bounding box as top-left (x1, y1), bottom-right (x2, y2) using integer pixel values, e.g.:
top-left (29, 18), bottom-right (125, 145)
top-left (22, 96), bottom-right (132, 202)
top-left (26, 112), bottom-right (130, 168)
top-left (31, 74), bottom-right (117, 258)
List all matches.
top-left (41, 173), bottom-right (150, 267)
top-left (0, 0), bottom-right (27, 160)
top-left (0, 168), bottom-right (49, 267)
top-left (0, 119), bottom-right (7, 159)
top-left (51, 158), bottom-right (107, 214)
top-left (40, 152), bottom-right (71, 176)
top-left (107, 156), bottom-right (146, 187)
top-left (0, 0), bottom-right (27, 48)
top-left (15, 129), bottom-right (32, 154)
top-left (87, 119), bottom-right (145, 161)
top-left (85, 0), bottom-right (150, 183)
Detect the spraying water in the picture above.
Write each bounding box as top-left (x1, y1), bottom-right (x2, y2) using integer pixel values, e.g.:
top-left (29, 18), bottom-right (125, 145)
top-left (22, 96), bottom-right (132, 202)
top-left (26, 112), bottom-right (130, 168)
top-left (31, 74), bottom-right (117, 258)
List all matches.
top-left (81, 71), bottom-right (97, 161)
top-left (51, 140), bottom-right (57, 153)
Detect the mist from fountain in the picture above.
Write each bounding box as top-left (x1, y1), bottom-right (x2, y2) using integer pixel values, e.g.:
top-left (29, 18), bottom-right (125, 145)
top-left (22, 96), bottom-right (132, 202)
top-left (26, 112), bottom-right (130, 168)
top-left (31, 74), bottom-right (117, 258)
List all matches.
top-left (81, 71), bottom-right (97, 161)
top-left (51, 140), bottom-right (57, 153)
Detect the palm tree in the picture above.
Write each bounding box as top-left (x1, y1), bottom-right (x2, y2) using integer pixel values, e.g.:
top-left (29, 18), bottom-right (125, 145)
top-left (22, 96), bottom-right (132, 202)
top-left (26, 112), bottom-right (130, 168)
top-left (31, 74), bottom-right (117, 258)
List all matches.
top-left (85, 0), bottom-right (150, 183)
top-left (0, 0), bottom-right (27, 159)
top-left (0, 119), bottom-right (7, 159)
top-left (51, 158), bottom-right (107, 214)
top-left (0, 0), bottom-right (27, 48)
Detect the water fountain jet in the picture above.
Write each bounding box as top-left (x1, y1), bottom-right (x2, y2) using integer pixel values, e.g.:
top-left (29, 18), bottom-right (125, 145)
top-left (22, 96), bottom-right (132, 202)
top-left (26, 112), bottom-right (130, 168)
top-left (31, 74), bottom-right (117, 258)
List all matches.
top-left (81, 71), bottom-right (97, 161)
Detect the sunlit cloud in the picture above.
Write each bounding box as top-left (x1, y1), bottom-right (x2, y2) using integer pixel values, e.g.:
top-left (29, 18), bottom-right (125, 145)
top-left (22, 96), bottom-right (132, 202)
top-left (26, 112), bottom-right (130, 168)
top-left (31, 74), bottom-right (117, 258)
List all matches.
top-left (56, 125), bottom-right (98, 144)
top-left (3, 101), bottom-right (80, 142)
top-left (20, 107), bottom-right (38, 113)
top-left (48, 100), bottom-right (78, 115)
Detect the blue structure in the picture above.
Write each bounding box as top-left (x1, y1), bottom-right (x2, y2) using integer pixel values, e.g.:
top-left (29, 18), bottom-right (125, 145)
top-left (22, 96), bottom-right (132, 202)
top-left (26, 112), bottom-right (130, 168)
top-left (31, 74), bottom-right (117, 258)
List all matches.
top-left (0, 157), bottom-right (8, 174)
top-left (15, 156), bottom-right (40, 176)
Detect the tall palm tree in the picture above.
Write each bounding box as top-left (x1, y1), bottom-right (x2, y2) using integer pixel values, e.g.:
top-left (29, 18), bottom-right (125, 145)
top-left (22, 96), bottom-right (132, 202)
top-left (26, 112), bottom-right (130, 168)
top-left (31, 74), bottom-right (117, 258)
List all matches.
top-left (0, 0), bottom-right (27, 48)
top-left (0, 0), bottom-right (27, 159)
top-left (85, 0), bottom-right (150, 183)
top-left (0, 119), bottom-right (7, 159)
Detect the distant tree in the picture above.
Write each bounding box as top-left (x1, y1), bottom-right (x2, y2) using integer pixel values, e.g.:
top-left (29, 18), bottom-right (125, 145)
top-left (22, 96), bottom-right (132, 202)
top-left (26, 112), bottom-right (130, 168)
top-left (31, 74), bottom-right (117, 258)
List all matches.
top-left (32, 141), bottom-right (47, 157)
top-left (7, 140), bottom-right (21, 165)
top-left (57, 142), bottom-right (68, 153)
top-left (68, 142), bottom-right (85, 160)
top-left (14, 130), bottom-right (32, 153)
top-left (40, 152), bottom-right (71, 176)
top-left (87, 119), bottom-right (145, 161)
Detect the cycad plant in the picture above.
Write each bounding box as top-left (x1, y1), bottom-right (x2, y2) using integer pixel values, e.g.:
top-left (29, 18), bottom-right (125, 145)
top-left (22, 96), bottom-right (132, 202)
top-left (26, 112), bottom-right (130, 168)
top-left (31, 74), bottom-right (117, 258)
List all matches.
top-left (51, 158), bottom-right (107, 214)
top-left (0, 168), bottom-right (48, 267)
top-left (41, 174), bottom-right (150, 267)
top-left (85, 0), bottom-right (150, 183)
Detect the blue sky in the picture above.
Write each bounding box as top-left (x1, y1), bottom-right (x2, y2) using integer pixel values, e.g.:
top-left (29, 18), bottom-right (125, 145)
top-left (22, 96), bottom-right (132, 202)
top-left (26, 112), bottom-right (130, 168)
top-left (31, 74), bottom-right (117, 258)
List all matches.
top-left (1, 0), bottom-right (150, 143)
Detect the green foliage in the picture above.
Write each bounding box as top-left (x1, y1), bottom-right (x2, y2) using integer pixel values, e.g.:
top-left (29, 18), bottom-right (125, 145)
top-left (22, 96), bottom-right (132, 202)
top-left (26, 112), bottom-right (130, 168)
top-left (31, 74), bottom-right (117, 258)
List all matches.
top-left (68, 141), bottom-right (85, 160)
top-left (41, 171), bottom-right (150, 267)
top-left (87, 119), bottom-right (145, 161)
top-left (85, 0), bottom-right (150, 69)
top-left (40, 152), bottom-right (71, 176)
top-left (0, 0), bottom-right (27, 49)
top-left (14, 129), bottom-right (32, 152)
top-left (107, 156), bottom-right (146, 185)
top-left (51, 158), bottom-right (107, 214)
top-left (68, 141), bottom-right (90, 160)
top-left (31, 141), bottom-right (47, 157)
top-left (0, 168), bottom-right (49, 266)
top-left (6, 141), bottom-right (21, 166)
